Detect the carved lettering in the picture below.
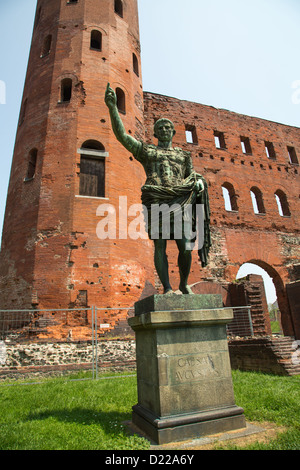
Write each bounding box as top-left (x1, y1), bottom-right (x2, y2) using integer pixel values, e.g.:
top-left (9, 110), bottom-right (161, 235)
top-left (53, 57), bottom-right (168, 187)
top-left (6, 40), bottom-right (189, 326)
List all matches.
top-left (173, 354), bottom-right (220, 384)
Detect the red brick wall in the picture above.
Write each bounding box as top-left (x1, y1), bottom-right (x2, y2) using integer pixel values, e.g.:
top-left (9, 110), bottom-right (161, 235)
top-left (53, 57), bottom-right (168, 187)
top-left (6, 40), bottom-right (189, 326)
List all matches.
top-left (0, 2), bottom-right (299, 338)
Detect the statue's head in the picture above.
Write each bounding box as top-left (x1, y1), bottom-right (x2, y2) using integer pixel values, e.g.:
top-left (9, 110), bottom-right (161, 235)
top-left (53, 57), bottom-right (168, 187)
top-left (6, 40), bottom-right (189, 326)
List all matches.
top-left (154, 118), bottom-right (176, 142)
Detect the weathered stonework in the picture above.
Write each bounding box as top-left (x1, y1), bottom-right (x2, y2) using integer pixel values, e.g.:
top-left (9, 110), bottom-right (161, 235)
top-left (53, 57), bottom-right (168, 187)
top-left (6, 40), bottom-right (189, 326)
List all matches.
top-left (0, 339), bottom-right (136, 380)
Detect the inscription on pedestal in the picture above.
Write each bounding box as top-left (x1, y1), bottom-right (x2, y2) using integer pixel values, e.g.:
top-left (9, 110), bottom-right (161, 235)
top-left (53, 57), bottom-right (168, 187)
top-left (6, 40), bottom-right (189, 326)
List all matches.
top-left (163, 352), bottom-right (228, 385)
top-left (175, 355), bottom-right (219, 383)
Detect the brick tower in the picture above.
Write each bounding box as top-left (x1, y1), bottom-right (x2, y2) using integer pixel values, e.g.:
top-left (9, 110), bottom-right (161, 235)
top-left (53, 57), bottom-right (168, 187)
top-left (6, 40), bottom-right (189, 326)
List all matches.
top-left (0, 0), bottom-right (154, 316)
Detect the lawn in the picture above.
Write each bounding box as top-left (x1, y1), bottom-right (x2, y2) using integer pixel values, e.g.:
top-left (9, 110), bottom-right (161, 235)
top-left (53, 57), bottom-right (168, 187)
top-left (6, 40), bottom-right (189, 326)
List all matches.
top-left (0, 370), bottom-right (299, 450)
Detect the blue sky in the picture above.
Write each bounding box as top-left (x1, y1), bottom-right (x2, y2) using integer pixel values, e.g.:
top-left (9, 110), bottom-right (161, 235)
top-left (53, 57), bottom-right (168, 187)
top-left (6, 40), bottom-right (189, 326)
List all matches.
top-left (1, 0), bottom-right (299, 303)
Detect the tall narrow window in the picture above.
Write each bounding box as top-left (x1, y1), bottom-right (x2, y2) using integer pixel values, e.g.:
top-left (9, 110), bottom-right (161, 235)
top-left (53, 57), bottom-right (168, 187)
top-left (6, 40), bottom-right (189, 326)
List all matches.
top-left (114, 0), bottom-right (123, 17)
top-left (79, 141), bottom-right (106, 198)
top-left (240, 136), bottom-right (252, 154)
top-left (41, 34), bottom-right (52, 57)
top-left (116, 87), bottom-right (126, 114)
top-left (214, 131), bottom-right (226, 149)
top-left (185, 125), bottom-right (198, 144)
top-left (25, 149), bottom-right (38, 181)
top-left (133, 53), bottom-right (139, 76)
top-left (265, 141), bottom-right (276, 159)
top-left (60, 78), bottom-right (72, 102)
top-left (275, 190), bottom-right (291, 217)
top-left (250, 187), bottom-right (265, 214)
top-left (287, 146), bottom-right (299, 165)
top-left (90, 30), bottom-right (102, 51)
top-left (222, 183), bottom-right (238, 211)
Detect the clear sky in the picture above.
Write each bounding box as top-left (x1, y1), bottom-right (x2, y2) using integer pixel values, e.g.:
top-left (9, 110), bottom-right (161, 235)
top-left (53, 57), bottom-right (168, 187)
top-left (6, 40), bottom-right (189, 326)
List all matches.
top-left (1, 0), bottom-right (299, 304)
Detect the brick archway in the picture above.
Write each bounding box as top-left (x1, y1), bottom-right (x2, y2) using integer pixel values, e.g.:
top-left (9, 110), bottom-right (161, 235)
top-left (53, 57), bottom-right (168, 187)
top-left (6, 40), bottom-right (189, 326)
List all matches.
top-left (237, 260), bottom-right (295, 337)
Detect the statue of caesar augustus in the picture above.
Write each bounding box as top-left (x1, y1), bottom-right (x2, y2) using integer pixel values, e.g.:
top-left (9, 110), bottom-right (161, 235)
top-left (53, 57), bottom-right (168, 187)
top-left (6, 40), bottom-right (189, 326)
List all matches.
top-left (105, 84), bottom-right (211, 295)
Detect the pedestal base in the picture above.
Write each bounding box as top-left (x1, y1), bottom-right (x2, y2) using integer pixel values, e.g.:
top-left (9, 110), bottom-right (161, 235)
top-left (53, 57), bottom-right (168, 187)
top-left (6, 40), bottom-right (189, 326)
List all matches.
top-left (129, 294), bottom-right (246, 445)
top-left (132, 404), bottom-right (246, 445)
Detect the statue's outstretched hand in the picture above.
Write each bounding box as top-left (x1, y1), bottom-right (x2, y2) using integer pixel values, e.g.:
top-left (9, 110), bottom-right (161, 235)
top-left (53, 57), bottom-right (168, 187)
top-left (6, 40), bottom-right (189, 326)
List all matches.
top-left (105, 83), bottom-right (117, 109)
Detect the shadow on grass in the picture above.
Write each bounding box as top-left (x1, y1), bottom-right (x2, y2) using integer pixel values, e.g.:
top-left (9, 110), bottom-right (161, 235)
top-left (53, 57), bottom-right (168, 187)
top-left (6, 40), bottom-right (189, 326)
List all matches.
top-left (26, 408), bottom-right (130, 435)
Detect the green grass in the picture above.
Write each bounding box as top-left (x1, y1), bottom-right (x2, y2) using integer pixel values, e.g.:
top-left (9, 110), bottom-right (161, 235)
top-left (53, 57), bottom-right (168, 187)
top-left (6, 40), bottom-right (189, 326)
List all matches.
top-left (0, 370), bottom-right (299, 450)
top-left (0, 371), bottom-right (149, 450)
top-left (226, 370), bottom-right (300, 450)
top-left (270, 320), bottom-right (282, 334)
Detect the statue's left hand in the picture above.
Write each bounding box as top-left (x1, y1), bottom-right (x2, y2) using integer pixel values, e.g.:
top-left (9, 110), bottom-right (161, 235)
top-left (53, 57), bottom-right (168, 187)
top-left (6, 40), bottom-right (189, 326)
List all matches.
top-left (196, 179), bottom-right (204, 193)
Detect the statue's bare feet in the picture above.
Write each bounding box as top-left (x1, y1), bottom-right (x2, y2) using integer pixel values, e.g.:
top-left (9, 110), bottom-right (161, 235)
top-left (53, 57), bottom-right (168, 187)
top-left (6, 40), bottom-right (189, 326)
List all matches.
top-left (179, 284), bottom-right (194, 295)
top-left (164, 287), bottom-right (174, 295)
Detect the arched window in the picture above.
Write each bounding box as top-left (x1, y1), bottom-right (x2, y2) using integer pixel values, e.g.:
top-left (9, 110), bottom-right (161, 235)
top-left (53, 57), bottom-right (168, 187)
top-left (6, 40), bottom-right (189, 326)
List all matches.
top-left (41, 34), bottom-right (52, 57)
top-left (81, 140), bottom-right (105, 151)
top-left (275, 190), bottom-right (291, 217)
top-left (116, 87), bottom-right (126, 114)
top-left (79, 141), bottom-right (106, 198)
top-left (25, 148), bottom-right (38, 181)
top-left (60, 78), bottom-right (72, 102)
top-left (250, 186), bottom-right (265, 214)
top-left (222, 183), bottom-right (238, 211)
top-left (90, 30), bottom-right (102, 51)
top-left (133, 53), bottom-right (139, 76)
top-left (114, 0), bottom-right (123, 17)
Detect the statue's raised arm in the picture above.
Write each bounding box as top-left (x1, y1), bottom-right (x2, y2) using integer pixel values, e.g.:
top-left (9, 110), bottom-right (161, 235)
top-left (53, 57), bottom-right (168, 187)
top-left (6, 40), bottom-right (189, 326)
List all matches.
top-left (105, 83), bottom-right (141, 157)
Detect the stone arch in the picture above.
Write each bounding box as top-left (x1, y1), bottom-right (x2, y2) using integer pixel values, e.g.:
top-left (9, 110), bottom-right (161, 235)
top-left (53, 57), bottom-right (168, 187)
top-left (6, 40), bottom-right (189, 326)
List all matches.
top-left (237, 259), bottom-right (295, 337)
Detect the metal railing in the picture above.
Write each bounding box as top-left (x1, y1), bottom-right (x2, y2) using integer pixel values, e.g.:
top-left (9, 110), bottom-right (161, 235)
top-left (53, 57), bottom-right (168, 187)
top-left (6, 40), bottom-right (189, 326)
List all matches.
top-left (0, 306), bottom-right (136, 379)
top-left (0, 304), bottom-right (253, 379)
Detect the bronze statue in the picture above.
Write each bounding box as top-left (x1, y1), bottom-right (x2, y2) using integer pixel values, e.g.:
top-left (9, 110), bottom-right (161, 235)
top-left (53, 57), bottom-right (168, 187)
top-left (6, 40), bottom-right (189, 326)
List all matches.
top-left (105, 84), bottom-right (211, 294)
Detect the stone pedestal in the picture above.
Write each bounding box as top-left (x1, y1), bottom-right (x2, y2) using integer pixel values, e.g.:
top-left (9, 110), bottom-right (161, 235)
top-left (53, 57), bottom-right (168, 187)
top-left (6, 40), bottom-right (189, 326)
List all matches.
top-left (128, 294), bottom-right (246, 445)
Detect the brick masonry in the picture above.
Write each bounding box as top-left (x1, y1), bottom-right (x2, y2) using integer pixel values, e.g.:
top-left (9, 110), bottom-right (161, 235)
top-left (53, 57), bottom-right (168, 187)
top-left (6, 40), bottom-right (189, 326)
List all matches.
top-left (0, 0), bottom-right (299, 340)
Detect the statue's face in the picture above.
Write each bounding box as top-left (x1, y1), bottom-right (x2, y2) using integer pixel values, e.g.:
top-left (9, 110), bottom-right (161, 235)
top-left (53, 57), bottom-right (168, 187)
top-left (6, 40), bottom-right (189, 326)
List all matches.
top-left (155, 120), bottom-right (175, 143)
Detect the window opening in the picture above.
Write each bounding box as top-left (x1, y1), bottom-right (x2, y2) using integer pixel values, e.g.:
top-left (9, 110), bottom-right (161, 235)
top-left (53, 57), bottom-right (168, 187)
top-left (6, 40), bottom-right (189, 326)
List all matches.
top-left (275, 190), bottom-right (291, 217)
top-left (81, 140), bottom-right (105, 151)
top-left (133, 53), bottom-right (139, 76)
top-left (79, 141), bottom-right (106, 198)
top-left (240, 136), bottom-right (252, 154)
top-left (90, 30), bottom-right (102, 51)
top-left (80, 157), bottom-right (105, 198)
top-left (214, 131), bottom-right (226, 149)
top-left (250, 187), bottom-right (266, 214)
top-left (116, 87), bottom-right (126, 114)
top-left (60, 78), bottom-right (72, 102)
top-left (185, 125), bottom-right (198, 144)
top-left (287, 146), bottom-right (298, 165)
top-left (41, 35), bottom-right (52, 57)
top-left (114, 0), bottom-right (123, 17)
top-left (25, 149), bottom-right (38, 181)
top-left (265, 141), bottom-right (276, 159)
top-left (222, 183), bottom-right (238, 211)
